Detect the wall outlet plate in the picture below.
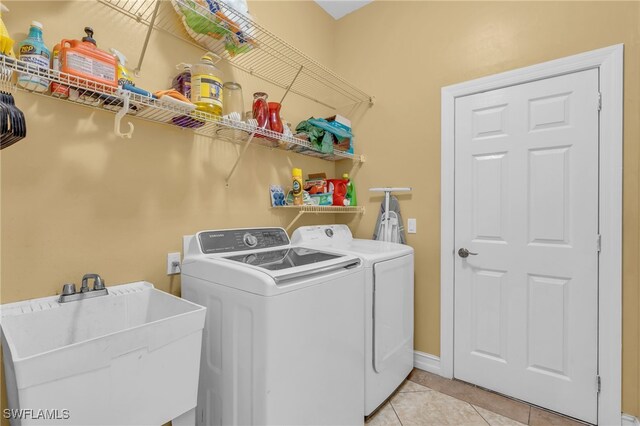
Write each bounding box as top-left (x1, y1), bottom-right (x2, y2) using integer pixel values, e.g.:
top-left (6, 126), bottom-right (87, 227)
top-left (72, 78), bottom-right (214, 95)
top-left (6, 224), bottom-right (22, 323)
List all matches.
top-left (408, 218), bottom-right (417, 234)
top-left (167, 252), bottom-right (181, 275)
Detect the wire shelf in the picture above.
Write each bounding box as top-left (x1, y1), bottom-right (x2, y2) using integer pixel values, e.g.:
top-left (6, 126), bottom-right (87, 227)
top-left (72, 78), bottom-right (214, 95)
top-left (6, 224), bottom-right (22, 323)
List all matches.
top-left (274, 205), bottom-right (364, 213)
top-left (97, 0), bottom-right (373, 110)
top-left (273, 205), bottom-right (364, 231)
top-left (1, 56), bottom-right (362, 162)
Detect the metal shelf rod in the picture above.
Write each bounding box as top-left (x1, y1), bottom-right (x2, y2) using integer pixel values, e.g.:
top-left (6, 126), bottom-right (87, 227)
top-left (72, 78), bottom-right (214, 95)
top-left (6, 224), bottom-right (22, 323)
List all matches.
top-left (225, 130), bottom-right (257, 187)
top-left (134, 0), bottom-right (161, 74)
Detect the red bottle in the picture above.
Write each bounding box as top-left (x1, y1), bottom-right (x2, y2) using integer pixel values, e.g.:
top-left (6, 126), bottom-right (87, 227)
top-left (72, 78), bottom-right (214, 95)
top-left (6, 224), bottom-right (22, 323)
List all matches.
top-left (327, 178), bottom-right (349, 206)
top-left (252, 92), bottom-right (270, 137)
top-left (268, 102), bottom-right (283, 133)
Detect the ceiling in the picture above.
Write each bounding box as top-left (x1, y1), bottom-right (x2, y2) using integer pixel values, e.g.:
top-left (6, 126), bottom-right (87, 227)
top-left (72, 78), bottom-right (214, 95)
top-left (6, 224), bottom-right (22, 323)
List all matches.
top-left (313, 0), bottom-right (373, 20)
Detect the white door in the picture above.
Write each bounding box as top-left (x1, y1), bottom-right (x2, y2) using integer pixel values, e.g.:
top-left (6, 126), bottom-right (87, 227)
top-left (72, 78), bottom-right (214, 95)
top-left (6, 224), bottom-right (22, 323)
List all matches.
top-left (453, 69), bottom-right (599, 423)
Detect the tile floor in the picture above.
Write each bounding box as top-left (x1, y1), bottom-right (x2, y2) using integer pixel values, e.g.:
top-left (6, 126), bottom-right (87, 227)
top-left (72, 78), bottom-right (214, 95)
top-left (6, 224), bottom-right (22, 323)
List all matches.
top-left (366, 369), bottom-right (588, 426)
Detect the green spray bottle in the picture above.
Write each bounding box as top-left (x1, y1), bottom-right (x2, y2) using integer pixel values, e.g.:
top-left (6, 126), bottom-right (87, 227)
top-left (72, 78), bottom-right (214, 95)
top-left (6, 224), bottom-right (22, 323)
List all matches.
top-left (343, 173), bottom-right (357, 207)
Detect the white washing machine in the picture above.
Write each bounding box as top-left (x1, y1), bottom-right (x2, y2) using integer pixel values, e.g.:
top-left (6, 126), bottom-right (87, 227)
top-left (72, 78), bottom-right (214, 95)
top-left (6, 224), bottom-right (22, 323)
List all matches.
top-left (181, 227), bottom-right (365, 426)
top-left (292, 224), bottom-right (414, 416)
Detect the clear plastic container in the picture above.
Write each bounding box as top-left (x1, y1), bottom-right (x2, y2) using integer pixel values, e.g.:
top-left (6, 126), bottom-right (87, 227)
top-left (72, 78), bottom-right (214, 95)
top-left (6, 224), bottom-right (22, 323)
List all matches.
top-left (190, 52), bottom-right (223, 116)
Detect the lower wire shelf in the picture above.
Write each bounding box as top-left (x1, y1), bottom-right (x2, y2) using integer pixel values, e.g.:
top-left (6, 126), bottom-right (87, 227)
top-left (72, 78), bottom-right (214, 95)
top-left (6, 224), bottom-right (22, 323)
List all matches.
top-left (273, 205), bottom-right (365, 232)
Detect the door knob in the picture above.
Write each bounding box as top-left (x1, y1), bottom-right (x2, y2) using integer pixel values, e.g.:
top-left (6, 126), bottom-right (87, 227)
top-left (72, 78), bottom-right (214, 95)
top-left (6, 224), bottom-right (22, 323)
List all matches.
top-left (458, 248), bottom-right (478, 258)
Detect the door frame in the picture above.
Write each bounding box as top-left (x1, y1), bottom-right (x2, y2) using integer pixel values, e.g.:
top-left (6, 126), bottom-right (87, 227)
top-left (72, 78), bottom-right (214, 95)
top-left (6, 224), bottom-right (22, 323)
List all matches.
top-left (440, 44), bottom-right (623, 425)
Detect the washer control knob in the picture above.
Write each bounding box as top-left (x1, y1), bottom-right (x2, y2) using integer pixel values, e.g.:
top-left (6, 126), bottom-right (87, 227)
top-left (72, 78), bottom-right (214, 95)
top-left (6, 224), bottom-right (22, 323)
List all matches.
top-left (325, 228), bottom-right (334, 238)
top-left (243, 233), bottom-right (258, 247)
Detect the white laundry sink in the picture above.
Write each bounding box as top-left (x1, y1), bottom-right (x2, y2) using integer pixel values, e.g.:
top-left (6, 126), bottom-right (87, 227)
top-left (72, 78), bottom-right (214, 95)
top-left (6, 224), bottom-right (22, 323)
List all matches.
top-left (1, 281), bottom-right (206, 426)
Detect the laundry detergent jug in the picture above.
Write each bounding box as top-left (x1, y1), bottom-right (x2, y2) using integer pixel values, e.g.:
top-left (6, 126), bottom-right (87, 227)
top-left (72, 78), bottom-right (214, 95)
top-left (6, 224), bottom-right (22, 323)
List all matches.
top-left (59, 27), bottom-right (118, 89)
top-left (190, 52), bottom-right (223, 116)
top-left (327, 178), bottom-right (348, 206)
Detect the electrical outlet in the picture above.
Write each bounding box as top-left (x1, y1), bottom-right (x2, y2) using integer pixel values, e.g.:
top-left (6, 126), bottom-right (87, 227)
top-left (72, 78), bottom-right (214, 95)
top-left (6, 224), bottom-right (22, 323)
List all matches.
top-left (408, 218), bottom-right (417, 234)
top-left (167, 252), bottom-right (181, 275)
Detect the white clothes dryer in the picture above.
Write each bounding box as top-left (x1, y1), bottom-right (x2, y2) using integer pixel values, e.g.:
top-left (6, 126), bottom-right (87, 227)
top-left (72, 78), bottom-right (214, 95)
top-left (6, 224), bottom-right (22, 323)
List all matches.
top-left (181, 227), bottom-right (365, 426)
top-left (292, 224), bottom-right (414, 416)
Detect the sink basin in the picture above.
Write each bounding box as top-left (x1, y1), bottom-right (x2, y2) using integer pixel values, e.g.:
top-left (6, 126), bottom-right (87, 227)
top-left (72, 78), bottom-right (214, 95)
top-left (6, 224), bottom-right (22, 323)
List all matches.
top-left (1, 281), bottom-right (206, 425)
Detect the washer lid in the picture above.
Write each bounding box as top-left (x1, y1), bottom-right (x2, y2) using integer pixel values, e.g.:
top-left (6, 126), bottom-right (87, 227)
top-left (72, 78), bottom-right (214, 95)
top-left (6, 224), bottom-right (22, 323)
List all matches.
top-left (224, 247), bottom-right (343, 271)
top-left (223, 247), bottom-right (360, 284)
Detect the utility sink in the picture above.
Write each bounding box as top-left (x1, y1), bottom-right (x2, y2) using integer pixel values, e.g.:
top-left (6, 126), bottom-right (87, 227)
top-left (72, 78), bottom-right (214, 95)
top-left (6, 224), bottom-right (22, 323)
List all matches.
top-left (1, 281), bottom-right (206, 426)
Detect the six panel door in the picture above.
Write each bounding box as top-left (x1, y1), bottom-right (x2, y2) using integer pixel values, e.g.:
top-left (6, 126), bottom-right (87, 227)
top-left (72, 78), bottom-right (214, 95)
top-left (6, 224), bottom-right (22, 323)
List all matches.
top-left (453, 69), bottom-right (600, 423)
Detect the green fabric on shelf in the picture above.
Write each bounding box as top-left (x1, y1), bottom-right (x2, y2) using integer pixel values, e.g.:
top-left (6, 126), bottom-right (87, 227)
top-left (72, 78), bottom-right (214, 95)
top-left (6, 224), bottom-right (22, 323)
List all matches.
top-left (296, 118), bottom-right (333, 153)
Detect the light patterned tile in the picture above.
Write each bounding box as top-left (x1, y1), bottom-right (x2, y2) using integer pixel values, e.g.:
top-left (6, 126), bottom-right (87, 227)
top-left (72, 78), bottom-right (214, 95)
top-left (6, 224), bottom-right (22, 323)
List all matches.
top-left (398, 380), bottom-right (431, 393)
top-left (408, 369), bottom-right (530, 424)
top-left (473, 405), bottom-right (527, 426)
top-left (391, 389), bottom-right (488, 425)
top-left (529, 407), bottom-right (587, 426)
top-left (366, 402), bottom-right (401, 426)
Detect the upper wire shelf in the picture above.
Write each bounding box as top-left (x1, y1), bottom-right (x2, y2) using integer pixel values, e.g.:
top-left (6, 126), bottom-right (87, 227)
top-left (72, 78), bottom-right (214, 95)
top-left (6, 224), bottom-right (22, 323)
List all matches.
top-left (1, 56), bottom-right (362, 162)
top-left (97, 0), bottom-right (374, 110)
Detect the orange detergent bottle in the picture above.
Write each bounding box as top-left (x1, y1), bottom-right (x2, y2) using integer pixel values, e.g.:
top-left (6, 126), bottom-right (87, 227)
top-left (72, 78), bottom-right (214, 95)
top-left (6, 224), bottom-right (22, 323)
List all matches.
top-left (59, 27), bottom-right (117, 89)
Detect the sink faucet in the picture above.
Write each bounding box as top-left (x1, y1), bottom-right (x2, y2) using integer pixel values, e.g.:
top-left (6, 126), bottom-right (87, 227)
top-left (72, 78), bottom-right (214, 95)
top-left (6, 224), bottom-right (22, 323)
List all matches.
top-left (59, 273), bottom-right (108, 303)
top-left (81, 273), bottom-right (105, 292)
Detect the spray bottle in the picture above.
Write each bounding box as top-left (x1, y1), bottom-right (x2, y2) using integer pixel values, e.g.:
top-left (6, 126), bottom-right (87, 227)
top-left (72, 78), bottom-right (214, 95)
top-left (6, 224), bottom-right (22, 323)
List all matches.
top-left (110, 48), bottom-right (134, 88)
top-left (292, 168), bottom-right (304, 206)
top-left (343, 173), bottom-right (357, 206)
top-left (17, 21), bottom-right (50, 92)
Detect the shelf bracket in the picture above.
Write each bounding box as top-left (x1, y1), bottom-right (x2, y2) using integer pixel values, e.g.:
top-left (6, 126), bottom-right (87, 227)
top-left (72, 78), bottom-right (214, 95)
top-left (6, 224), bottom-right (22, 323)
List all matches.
top-left (225, 131), bottom-right (257, 187)
top-left (285, 210), bottom-right (306, 233)
top-left (348, 155), bottom-right (365, 177)
top-left (280, 65), bottom-right (303, 106)
top-left (134, 0), bottom-right (161, 75)
top-left (114, 91), bottom-right (134, 138)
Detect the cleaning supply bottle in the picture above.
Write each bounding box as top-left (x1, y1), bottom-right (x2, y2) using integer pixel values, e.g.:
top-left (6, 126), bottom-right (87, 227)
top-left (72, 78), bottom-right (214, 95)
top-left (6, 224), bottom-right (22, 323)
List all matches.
top-left (59, 27), bottom-right (118, 88)
top-left (191, 52), bottom-right (223, 116)
top-left (50, 42), bottom-right (68, 98)
top-left (343, 173), bottom-right (357, 206)
top-left (292, 168), bottom-right (304, 206)
top-left (327, 178), bottom-right (348, 206)
top-left (110, 48), bottom-right (134, 88)
top-left (0, 4), bottom-right (15, 58)
top-left (172, 63), bottom-right (191, 98)
top-left (17, 21), bottom-right (50, 92)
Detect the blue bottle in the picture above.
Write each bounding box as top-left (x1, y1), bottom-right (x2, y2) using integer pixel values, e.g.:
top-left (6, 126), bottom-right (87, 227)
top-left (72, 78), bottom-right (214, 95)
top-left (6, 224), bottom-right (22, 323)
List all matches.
top-left (17, 21), bottom-right (50, 92)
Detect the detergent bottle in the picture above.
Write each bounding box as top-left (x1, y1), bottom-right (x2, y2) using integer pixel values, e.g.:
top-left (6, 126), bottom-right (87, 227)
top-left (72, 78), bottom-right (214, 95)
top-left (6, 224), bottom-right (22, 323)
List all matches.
top-left (327, 177), bottom-right (348, 206)
top-left (59, 27), bottom-right (118, 88)
top-left (190, 52), bottom-right (223, 116)
top-left (110, 48), bottom-right (134, 88)
top-left (172, 63), bottom-right (191, 98)
top-left (17, 21), bottom-right (50, 92)
top-left (50, 42), bottom-right (68, 98)
top-left (343, 173), bottom-right (357, 206)
top-left (292, 168), bottom-right (304, 206)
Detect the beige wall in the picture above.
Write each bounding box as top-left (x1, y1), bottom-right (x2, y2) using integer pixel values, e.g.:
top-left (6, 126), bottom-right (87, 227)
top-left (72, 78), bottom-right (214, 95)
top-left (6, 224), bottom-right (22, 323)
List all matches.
top-left (334, 1), bottom-right (640, 417)
top-left (2, 0), bottom-right (640, 420)
top-left (0, 0), bottom-right (340, 299)
top-left (0, 0), bottom-right (340, 421)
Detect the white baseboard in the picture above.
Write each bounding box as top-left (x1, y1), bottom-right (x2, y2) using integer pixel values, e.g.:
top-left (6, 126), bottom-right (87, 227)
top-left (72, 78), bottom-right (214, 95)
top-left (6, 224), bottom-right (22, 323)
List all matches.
top-left (413, 351), bottom-right (441, 375)
top-left (622, 413), bottom-right (640, 426)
